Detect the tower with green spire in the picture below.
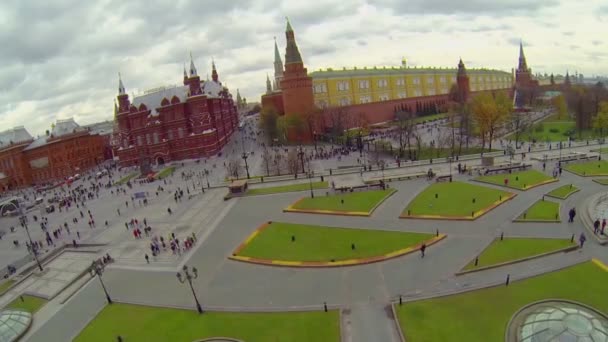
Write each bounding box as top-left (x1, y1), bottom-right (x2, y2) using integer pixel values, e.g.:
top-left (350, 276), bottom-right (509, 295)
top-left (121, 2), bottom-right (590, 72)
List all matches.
top-left (273, 36), bottom-right (284, 90)
top-left (279, 17), bottom-right (314, 142)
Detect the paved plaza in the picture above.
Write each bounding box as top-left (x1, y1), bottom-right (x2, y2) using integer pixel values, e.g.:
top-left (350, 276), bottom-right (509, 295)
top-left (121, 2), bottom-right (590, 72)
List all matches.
top-left (0, 116), bottom-right (607, 341)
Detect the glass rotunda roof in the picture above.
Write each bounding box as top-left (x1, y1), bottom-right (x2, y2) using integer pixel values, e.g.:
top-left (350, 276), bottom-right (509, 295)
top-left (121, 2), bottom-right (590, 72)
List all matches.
top-left (0, 309), bottom-right (32, 342)
top-left (509, 301), bottom-right (608, 342)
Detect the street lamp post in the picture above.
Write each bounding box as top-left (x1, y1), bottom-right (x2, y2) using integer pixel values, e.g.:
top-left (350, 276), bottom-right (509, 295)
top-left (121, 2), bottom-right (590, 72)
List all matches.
top-left (176, 265), bottom-right (203, 314)
top-left (313, 131), bottom-right (318, 153)
top-left (19, 210), bottom-right (43, 272)
top-left (90, 260), bottom-right (112, 304)
top-left (298, 146), bottom-right (305, 174)
top-left (241, 152), bottom-right (250, 179)
top-left (308, 169), bottom-right (315, 198)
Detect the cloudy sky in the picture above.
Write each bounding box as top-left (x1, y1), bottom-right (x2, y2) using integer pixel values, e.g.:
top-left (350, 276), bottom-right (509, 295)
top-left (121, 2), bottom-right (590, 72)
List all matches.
top-left (1, 0), bottom-right (606, 136)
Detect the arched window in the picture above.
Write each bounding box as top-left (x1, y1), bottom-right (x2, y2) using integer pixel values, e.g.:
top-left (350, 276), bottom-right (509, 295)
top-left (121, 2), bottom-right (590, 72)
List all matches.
top-left (153, 132), bottom-right (159, 144)
top-left (178, 127), bottom-right (184, 139)
top-left (146, 134), bottom-right (151, 145)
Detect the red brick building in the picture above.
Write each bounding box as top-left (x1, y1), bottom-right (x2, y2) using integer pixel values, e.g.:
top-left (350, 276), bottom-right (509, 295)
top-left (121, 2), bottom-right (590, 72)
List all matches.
top-left (0, 119), bottom-right (106, 192)
top-left (114, 57), bottom-right (238, 167)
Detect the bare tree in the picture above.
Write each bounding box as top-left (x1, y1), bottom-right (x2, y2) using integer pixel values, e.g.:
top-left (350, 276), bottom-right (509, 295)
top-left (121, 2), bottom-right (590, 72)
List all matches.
top-left (261, 147), bottom-right (273, 176)
top-left (286, 150), bottom-right (299, 175)
top-left (274, 151), bottom-right (283, 176)
top-left (435, 128), bottom-right (452, 157)
top-left (325, 107), bottom-right (348, 146)
top-left (226, 156), bottom-right (242, 179)
top-left (395, 109), bottom-right (416, 159)
top-left (508, 112), bottom-right (530, 148)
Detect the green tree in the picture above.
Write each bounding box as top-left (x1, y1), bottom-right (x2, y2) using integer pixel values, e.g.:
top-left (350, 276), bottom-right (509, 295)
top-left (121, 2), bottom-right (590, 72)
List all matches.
top-left (259, 108), bottom-right (278, 144)
top-left (593, 101), bottom-right (608, 139)
top-left (552, 94), bottom-right (568, 120)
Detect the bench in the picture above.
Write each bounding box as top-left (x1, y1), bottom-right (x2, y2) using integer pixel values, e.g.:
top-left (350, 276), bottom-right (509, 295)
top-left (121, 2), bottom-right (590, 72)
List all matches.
top-left (435, 175), bottom-right (452, 182)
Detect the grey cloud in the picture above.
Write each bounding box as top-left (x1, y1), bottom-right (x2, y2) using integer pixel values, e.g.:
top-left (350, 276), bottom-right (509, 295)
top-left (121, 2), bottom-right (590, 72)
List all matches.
top-left (372, 0), bottom-right (558, 15)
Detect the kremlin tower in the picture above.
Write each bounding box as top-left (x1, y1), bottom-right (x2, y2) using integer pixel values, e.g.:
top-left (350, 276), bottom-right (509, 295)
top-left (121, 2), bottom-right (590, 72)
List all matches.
top-left (261, 18), bottom-right (314, 142)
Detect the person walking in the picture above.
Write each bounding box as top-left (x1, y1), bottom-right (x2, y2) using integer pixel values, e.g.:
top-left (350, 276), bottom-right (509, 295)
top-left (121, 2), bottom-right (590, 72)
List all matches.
top-left (420, 243), bottom-right (426, 258)
top-left (579, 233), bottom-right (587, 248)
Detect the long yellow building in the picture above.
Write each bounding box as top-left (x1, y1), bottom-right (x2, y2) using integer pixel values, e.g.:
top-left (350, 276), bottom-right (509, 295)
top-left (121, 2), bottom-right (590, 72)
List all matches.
top-left (309, 60), bottom-right (513, 107)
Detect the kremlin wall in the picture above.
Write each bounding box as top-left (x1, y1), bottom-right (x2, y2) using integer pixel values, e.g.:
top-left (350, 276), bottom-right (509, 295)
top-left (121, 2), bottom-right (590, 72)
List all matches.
top-left (262, 19), bottom-right (546, 142)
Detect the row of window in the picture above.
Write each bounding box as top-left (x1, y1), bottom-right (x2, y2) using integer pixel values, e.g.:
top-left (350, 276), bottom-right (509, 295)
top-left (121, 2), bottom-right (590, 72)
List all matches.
top-left (0, 158), bottom-right (15, 170)
top-left (316, 75), bottom-right (512, 93)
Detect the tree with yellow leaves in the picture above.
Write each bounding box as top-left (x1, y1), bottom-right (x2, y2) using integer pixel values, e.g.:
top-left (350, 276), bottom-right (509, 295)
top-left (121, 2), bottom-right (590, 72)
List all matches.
top-left (552, 94), bottom-right (568, 120)
top-left (471, 91), bottom-right (512, 151)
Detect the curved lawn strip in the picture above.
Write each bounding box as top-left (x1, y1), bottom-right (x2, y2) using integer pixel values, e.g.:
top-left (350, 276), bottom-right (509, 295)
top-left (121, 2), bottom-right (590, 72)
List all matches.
top-left (236, 222), bottom-right (433, 262)
top-left (545, 184), bottom-right (579, 199)
top-left (515, 200), bottom-right (560, 221)
top-left (74, 303), bottom-right (339, 342)
top-left (563, 160), bottom-right (608, 176)
top-left (247, 181), bottom-right (328, 196)
top-left (5, 294), bottom-right (47, 313)
top-left (115, 172), bottom-right (139, 185)
top-left (403, 182), bottom-right (512, 218)
top-left (462, 237), bottom-right (575, 271)
top-left (290, 189), bottom-right (395, 213)
top-left (593, 178), bottom-right (608, 185)
top-left (396, 261), bottom-right (608, 342)
top-left (474, 170), bottom-right (555, 190)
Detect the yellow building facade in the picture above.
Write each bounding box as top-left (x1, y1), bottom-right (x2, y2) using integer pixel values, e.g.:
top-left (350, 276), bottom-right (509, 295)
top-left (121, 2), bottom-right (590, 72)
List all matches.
top-left (309, 64), bottom-right (513, 107)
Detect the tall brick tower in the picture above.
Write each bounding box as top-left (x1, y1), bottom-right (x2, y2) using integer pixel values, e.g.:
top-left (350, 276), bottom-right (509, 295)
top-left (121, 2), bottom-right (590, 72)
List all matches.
top-left (280, 18), bottom-right (314, 142)
top-left (456, 58), bottom-right (470, 104)
top-left (115, 73), bottom-right (131, 148)
top-left (515, 41), bottom-right (533, 88)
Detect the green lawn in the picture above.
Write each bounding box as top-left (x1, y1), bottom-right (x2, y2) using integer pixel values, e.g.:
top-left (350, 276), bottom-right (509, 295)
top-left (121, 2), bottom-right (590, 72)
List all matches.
top-left (155, 166), bottom-right (176, 179)
top-left (412, 113), bottom-right (448, 124)
top-left (546, 184), bottom-right (579, 199)
top-left (115, 172), bottom-right (138, 185)
top-left (397, 261), bottom-right (607, 342)
top-left (516, 199), bottom-right (561, 221)
top-left (5, 295), bottom-right (47, 313)
top-left (403, 182), bottom-right (511, 217)
top-left (593, 178), bottom-right (608, 185)
top-left (475, 170), bottom-right (554, 190)
top-left (292, 189), bottom-right (394, 213)
top-left (74, 303), bottom-right (339, 342)
top-left (247, 182), bottom-right (328, 196)
top-left (515, 119), bottom-right (595, 142)
top-left (563, 160), bottom-right (608, 176)
top-left (236, 222), bottom-right (433, 262)
top-left (463, 237), bottom-right (575, 270)
top-left (0, 279), bottom-right (14, 293)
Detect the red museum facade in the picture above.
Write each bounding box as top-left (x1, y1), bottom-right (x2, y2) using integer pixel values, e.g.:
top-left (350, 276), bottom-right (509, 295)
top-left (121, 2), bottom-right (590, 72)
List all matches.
top-left (115, 58), bottom-right (238, 167)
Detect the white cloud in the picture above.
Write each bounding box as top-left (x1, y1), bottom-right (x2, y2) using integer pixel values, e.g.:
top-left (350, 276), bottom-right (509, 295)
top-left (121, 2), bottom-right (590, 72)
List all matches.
top-left (0, 0), bottom-right (606, 136)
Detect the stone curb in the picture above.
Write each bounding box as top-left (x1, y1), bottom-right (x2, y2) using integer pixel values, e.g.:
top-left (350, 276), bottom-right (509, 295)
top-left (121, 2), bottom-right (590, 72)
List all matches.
top-left (578, 193), bottom-right (608, 245)
top-left (592, 179), bottom-right (608, 185)
top-left (512, 198), bottom-right (561, 223)
top-left (390, 303), bottom-right (406, 342)
top-left (592, 258), bottom-right (608, 272)
top-left (455, 241), bottom-right (579, 276)
top-left (472, 177), bottom-right (558, 191)
top-left (244, 182), bottom-right (329, 197)
top-left (563, 168), bottom-right (608, 177)
top-left (544, 186), bottom-right (580, 200)
top-left (400, 192), bottom-right (516, 221)
top-left (394, 258), bottom-right (590, 305)
top-left (230, 227), bottom-right (447, 268)
top-left (283, 188), bottom-right (397, 217)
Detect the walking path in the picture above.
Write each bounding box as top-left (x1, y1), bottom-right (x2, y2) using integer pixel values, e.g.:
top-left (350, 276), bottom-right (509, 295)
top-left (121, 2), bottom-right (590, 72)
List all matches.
top-left (1, 126), bottom-right (605, 341)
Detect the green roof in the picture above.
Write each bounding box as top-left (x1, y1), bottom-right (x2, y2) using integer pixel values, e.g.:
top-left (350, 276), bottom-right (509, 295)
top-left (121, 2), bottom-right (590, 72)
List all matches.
top-left (309, 66), bottom-right (511, 79)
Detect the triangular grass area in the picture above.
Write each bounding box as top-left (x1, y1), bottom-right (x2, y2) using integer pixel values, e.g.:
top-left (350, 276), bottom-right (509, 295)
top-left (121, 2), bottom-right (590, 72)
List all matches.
top-left (396, 261), bottom-right (608, 342)
top-left (463, 237), bottom-right (576, 270)
top-left (515, 199), bottom-right (560, 221)
top-left (236, 222), bottom-right (433, 262)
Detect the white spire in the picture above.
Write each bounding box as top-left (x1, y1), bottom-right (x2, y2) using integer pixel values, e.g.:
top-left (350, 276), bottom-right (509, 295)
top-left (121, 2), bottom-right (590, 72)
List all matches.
top-left (118, 72), bottom-right (125, 95)
top-left (189, 51), bottom-right (197, 76)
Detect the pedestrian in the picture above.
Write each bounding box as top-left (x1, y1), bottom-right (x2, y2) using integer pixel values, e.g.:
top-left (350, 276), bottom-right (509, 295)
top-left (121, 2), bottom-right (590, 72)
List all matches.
top-left (145, 254), bottom-right (149, 263)
top-left (420, 243), bottom-right (426, 258)
top-left (594, 219), bottom-right (600, 234)
top-left (579, 232), bottom-right (586, 248)
top-left (568, 208), bottom-right (576, 223)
